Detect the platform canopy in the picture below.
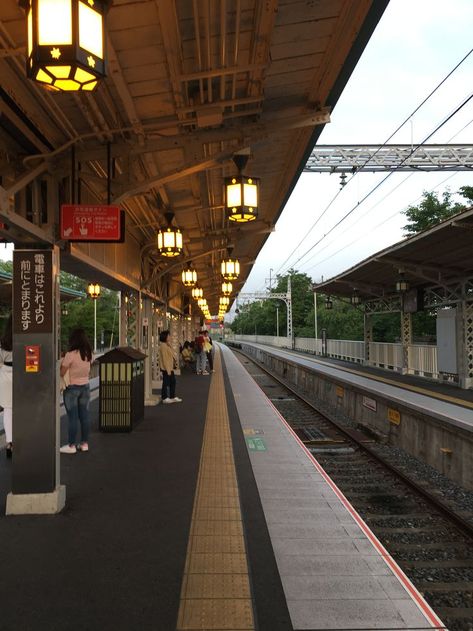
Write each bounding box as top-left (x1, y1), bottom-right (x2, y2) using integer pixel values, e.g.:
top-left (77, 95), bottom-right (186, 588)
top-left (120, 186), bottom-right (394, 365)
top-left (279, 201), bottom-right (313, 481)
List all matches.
top-left (313, 206), bottom-right (473, 301)
top-left (0, 0), bottom-right (388, 313)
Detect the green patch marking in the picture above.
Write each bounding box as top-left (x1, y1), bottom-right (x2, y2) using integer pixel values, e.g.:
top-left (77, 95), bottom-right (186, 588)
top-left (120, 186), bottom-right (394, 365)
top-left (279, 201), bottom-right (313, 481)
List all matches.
top-left (246, 437), bottom-right (267, 451)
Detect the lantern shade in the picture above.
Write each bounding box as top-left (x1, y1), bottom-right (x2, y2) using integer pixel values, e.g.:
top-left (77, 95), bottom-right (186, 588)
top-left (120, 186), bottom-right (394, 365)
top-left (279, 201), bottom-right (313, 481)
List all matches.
top-left (325, 296), bottom-right (333, 310)
top-left (87, 282), bottom-right (100, 299)
top-left (157, 226), bottom-right (183, 257)
top-left (222, 281), bottom-right (232, 296)
top-left (350, 291), bottom-right (361, 305)
top-left (219, 296), bottom-right (230, 307)
top-left (182, 266), bottom-right (197, 287)
top-left (221, 258), bottom-right (240, 281)
top-left (197, 298), bottom-right (207, 308)
top-left (27, 0), bottom-right (107, 92)
top-left (395, 275), bottom-right (410, 292)
top-left (191, 286), bottom-right (203, 300)
top-left (224, 175), bottom-right (259, 222)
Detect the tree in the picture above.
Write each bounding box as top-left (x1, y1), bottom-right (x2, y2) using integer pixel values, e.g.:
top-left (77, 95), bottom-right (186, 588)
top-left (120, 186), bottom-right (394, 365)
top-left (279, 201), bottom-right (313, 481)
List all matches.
top-left (402, 186), bottom-right (473, 236)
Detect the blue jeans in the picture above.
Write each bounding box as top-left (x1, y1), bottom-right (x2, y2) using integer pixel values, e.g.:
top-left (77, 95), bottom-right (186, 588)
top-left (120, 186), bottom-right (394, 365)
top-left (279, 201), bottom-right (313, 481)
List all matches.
top-left (196, 351), bottom-right (207, 373)
top-left (64, 384), bottom-right (90, 445)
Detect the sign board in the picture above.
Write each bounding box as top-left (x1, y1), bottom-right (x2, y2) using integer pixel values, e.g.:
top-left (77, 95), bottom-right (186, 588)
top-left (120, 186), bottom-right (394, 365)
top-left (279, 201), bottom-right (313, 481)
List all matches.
top-left (336, 385), bottom-right (344, 398)
top-left (362, 395), bottom-right (377, 412)
top-left (60, 204), bottom-right (124, 242)
top-left (388, 408), bottom-right (401, 425)
top-left (246, 437), bottom-right (267, 451)
top-left (13, 250), bottom-right (53, 334)
top-left (25, 345), bottom-right (41, 373)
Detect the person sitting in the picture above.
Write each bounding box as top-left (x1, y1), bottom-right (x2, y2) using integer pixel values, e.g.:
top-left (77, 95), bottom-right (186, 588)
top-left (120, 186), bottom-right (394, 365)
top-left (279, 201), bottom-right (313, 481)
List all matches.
top-left (181, 341), bottom-right (194, 369)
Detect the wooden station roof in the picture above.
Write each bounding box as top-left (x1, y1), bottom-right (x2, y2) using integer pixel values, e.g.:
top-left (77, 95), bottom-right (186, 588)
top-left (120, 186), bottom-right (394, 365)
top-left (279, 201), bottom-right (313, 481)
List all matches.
top-left (313, 206), bottom-right (473, 301)
top-left (0, 0), bottom-right (388, 312)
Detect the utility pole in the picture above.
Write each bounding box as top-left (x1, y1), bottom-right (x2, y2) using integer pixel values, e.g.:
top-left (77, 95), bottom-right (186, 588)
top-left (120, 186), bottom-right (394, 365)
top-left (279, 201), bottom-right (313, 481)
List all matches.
top-left (276, 305), bottom-right (279, 337)
top-left (314, 291), bottom-right (318, 341)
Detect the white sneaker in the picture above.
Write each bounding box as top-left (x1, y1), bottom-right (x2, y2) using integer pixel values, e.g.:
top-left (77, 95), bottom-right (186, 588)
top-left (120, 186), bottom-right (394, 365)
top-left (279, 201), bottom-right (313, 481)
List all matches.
top-left (172, 397), bottom-right (182, 403)
top-left (162, 398), bottom-right (175, 404)
top-left (60, 444), bottom-right (77, 454)
top-left (77, 443), bottom-right (89, 452)
top-left (202, 371), bottom-right (209, 375)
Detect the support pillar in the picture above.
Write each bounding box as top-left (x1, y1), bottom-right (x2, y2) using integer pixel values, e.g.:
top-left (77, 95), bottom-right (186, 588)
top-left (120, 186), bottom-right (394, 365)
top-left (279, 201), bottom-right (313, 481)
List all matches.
top-left (119, 291), bottom-right (127, 346)
top-left (142, 297), bottom-right (159, 406)
top-left (363, 312), bottom-right (372, 365)
top-left (401, 311), bottom-right (412, 375)
top-left (7, 246), bottom-right (65, 515)
top-left (169, 318), bottom-right (181, 375)
top-left (458, 300), bottom-right (473, 389)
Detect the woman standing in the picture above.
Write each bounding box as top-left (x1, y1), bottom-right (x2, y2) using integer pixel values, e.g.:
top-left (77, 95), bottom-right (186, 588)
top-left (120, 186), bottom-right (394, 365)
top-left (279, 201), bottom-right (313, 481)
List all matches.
top-left (159, 330), bottom-right (182, 404)
top-left (0, 315), bottom-right (13, 458)
top-left (203, 330), bottom-right (213, 373)
top-left (60, 328), bottom-right (92, 454)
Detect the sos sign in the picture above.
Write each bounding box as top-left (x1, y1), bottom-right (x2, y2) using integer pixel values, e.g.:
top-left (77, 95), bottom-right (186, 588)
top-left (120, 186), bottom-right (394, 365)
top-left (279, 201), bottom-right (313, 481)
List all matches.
top-left (60, 205), bottom-right (124, 242)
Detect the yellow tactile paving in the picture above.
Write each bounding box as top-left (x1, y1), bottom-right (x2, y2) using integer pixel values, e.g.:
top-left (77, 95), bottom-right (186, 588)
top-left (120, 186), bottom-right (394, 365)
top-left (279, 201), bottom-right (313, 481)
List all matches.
top-left (176, 348), bottom-right (255, 630)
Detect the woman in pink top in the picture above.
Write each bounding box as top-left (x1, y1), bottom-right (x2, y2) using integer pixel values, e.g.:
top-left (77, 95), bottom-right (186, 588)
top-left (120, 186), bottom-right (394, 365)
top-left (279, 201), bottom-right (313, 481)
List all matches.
top-left (60, 328), bottom-right (92, 454)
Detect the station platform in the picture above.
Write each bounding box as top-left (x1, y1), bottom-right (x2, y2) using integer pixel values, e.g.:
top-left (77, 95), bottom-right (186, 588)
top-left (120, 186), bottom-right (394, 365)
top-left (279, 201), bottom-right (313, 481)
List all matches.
top-left (0, 344), bottom-right (444, 631)
top-left (236, 342), bottom-right (473, 434)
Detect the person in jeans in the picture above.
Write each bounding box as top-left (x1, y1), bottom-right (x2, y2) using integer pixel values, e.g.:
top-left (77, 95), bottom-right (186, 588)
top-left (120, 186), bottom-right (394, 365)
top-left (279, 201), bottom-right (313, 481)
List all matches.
top-left (60, 328), bottom-right (92, 454)
top-left (0, 315), bottom-right (13, 458)
top-left (195, 330), bottom-right (208, 375)
top-left (158, 330), bottom-right (182, 404)
top-left (203, 330), bottom-right (213, 373)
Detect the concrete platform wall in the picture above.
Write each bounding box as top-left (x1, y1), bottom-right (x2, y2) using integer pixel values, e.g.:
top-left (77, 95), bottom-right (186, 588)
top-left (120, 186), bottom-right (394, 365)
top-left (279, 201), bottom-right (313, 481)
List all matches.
top-left (237, 343), bottom-right (473, 491)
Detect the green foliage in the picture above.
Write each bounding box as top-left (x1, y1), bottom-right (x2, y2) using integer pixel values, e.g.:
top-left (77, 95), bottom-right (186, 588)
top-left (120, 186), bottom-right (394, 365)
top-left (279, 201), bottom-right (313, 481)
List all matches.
top-left (402, 187), bottom-right (473, 235)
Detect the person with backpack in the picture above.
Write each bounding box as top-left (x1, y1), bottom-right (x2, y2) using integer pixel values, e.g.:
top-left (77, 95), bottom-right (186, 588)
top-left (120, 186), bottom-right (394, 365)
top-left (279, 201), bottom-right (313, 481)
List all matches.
top-left (195, 330), bottom-right (208, 375)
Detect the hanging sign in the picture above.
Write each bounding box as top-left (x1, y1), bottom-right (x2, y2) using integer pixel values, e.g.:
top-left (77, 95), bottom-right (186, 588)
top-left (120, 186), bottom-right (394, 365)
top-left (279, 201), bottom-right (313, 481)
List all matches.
top-left (13, 250), bottom-right (53, 334)
top-left (60, 204), bottom-right (124, 242)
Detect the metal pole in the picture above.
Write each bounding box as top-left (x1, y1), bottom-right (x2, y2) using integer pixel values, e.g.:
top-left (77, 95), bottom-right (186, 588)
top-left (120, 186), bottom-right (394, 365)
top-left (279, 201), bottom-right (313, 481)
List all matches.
top-left (94, 299), bottom-right (97, 353)
top-left (276, 306), bottom-right (279, 337)
top-left (314, 292), bottom-right (318, 341)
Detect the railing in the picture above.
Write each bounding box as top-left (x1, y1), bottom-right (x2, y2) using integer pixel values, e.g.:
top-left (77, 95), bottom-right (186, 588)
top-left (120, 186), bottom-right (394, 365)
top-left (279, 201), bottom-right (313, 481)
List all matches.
top-left (232, 335), bottom-right (440, 381)
top-left (327, 339), bottom-right (364, 363)
top-left (368, 342), bottom-right (403, 371)
top-left (408, 344), bottom-right (438, 378)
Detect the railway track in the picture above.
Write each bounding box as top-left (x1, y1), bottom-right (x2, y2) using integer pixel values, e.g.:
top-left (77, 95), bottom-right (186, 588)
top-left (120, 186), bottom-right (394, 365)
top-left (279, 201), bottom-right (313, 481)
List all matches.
top-left (233, 348), bottom-right (473, 631)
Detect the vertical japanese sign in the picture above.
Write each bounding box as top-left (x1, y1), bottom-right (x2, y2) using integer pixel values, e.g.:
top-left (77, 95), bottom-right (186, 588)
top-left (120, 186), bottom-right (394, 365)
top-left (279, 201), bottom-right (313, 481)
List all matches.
top-left (13, 250), bottom-right (53, 334)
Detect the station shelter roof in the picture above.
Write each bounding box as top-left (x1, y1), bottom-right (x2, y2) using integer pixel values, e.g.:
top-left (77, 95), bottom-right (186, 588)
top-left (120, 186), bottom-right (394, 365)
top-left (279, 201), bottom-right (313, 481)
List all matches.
top-left (0, 1), bottom-right (388, 313)
top-left (313, 207), bottom-right (473, 301)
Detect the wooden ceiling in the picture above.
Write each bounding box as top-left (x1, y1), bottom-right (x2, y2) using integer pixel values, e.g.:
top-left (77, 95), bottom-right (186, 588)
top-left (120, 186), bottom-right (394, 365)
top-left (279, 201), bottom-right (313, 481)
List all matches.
top-left (0, 0), bottom-right (388, 312)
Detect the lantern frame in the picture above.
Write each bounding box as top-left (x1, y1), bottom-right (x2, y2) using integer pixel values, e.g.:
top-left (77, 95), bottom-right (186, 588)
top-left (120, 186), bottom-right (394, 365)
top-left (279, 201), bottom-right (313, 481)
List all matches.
top-left (395, 274), bottom-right (410, 293)
top-left (325, 296), bottom-right (333, 310)
top-left (219, 296), bottom-right (230, 307)
top-left (224, 174), bottom-right (259, 223)
top-left (26, 0), bottom-right (108, 92)
top-left (191, 286), bottom-right (203, 300)
top-left (350, 290), bottom-right (361, 306)
top-left (157, 213), bottom-right (183, 257)
top-left (221, 281), bottom-right (232, 296)
top-left (181, 264), bottom-right (197, 287)
top-left (221, 257), bottom-right (240, 281)
top-left (87, 282), bottom-right (100, 299)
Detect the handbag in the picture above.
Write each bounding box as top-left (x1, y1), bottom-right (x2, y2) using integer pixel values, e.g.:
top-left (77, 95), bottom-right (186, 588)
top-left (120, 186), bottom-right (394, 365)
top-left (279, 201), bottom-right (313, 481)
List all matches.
top-left (60, 369), bottom-right (70, 393)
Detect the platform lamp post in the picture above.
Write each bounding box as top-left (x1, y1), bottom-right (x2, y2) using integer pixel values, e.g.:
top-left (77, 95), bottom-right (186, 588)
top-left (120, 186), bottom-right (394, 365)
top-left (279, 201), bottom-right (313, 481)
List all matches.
top-left (87, 282), bottom-right (100, 353)
top-left (24, 0), bottom-right (109, 92)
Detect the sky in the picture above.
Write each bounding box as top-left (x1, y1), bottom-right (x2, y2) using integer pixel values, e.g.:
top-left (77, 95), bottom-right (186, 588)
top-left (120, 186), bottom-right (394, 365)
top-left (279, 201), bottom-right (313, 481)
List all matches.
top-left (240, 0), bottom-right (473, 297)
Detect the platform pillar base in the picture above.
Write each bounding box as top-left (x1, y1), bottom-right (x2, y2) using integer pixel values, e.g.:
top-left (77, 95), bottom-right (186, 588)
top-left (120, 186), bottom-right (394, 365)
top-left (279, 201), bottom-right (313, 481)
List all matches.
top-left (6, 485), bottom-right (66, 515)
top-left (145, 395), bottom-right (160, 406)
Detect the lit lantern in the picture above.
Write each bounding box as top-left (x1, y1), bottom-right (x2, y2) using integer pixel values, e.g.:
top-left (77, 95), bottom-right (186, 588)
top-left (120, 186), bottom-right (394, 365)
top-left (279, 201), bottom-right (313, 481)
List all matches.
top-left (219, 296), bottom-right (230, 307)
top-left (191, 286), bottom-right (203, 300)
top-left (351, 290), bottom-right (361, 306)
top-left (325, 296), bottom-right (333, 310)
top-left (87, 282), bottom-right (100, 299)
top-left (197, 298), bottom-right (207, 309)
top-left (221, 257), bottom-right (240, 281)
top-left (221, 281), bottom-right (232, 296)
top-left (224, 154), bottom-right (259, 222)
top-left (157, 213), bottom-right (183, 257)
top-left (26, 0), bottom-right (107, 92)
top-left (182, 263), bottom-right (197, 287)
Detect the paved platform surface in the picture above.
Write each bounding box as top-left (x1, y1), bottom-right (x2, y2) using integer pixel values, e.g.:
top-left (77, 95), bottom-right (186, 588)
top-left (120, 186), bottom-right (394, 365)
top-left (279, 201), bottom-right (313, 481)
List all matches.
top-left (239, 342), bottom-right (473, 432)
top-left (221, 343), bottom-right (444, 631)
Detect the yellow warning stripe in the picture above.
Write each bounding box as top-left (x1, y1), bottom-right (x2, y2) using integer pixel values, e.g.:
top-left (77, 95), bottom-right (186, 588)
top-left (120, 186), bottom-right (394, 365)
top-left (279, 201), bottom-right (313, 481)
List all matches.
top-left (176, 348), bottom-right (255, 630)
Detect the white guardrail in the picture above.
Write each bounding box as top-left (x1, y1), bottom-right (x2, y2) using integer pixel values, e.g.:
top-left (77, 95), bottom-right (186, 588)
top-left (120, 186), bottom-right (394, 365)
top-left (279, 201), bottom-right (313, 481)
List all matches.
top-left (230, 335), bottom-right (438, 379)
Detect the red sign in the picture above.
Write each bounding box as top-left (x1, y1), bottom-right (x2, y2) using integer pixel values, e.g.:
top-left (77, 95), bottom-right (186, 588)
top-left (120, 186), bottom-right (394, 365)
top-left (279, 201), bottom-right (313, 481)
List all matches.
top-left (25, 345), bottom-right (41, 373)
top-left (60, 204), bottom-right (122, 242)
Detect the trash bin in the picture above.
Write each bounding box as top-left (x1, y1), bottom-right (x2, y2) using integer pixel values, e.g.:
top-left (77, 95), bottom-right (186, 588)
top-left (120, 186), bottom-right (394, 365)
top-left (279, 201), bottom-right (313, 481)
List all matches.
top-left (97, 346), bottom-right (146, 432)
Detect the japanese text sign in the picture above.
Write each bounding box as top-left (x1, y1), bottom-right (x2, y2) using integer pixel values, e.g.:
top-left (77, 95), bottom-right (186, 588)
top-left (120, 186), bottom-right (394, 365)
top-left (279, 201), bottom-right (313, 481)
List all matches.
top-left (13, 250), bottom-right (53, 334)
top-left (60, 204), bottom-right (122, 242)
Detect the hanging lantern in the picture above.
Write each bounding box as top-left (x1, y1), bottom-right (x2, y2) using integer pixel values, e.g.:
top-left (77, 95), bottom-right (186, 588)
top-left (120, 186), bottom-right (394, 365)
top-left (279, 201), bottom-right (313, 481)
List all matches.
top-left (191, 286), bottom-right (203, 300)
top-left (197, 298), bottom-right (207, 309)
top-left (219, 296), bottom-right (230, 307)
top-left (157, 212), bottom-right (183, 257)
top-left (325, 296), bottom-right (333, 310)
top-left (395, 273), bottom-right (410, 293)
top-left (224, 154), bottom-right (259, 222)
top-left (26, 0), bottom-right (107, 92)
top-left (350, 290), bottom-right (361, 306)
top-left (221, 257), bottom-right (240, 281)
top-left (221, 281), bottom-right (232, 296)
top-left (182, 262), bottom-right (197, 287)
top-left (87, 282), bottom-right (100, 299)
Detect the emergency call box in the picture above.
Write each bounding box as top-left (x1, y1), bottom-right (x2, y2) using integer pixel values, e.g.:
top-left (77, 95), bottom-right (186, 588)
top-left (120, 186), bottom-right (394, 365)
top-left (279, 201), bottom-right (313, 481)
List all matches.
top-left (25, 345), bottom-right (41, 373)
